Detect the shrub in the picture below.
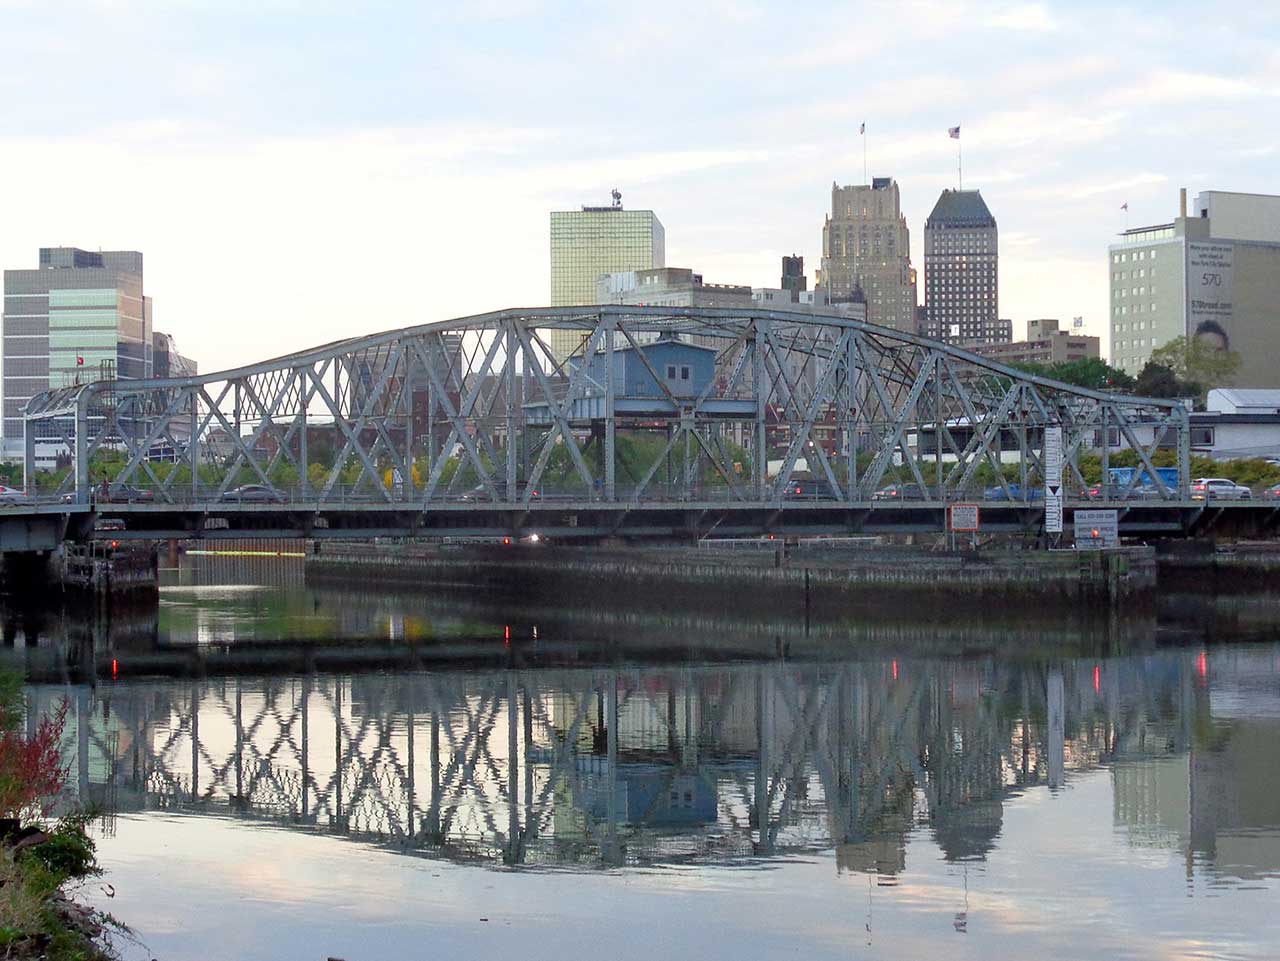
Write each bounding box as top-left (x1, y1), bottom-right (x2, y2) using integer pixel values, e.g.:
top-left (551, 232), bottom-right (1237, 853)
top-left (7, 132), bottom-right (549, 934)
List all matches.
top-left (25, 816), bottom-right (98, 882)
top-left (0, 688), bottom-right (67, 822)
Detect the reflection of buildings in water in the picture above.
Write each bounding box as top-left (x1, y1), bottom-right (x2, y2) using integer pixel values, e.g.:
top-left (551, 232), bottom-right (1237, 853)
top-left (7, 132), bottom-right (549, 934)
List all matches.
top-left (1189, 714), bottom-right (1280, 879)
top-left (1109, 649), bottom-right (1280, 881)
top-left (1112, 757), bottom-right (1190, 850)
top-left (38, 649), bottom-right (1272, 881)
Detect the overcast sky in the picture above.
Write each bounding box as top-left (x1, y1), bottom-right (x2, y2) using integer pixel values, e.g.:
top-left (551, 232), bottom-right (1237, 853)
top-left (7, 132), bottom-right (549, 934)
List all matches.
top-left (2, 0), bottom-right (1278, 374)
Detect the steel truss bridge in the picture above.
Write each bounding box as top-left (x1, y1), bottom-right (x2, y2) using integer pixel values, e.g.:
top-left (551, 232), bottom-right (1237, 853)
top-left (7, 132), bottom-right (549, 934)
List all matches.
top-left (18, 305), bottom-right (1208, 544)
top-left (43, 656), bottom-right (1196, 870)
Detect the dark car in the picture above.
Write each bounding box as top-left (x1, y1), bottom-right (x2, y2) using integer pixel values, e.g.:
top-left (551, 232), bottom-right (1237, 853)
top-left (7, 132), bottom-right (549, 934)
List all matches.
top-left (983, 483), bottom-right (1045, 502)
top-left (1264, 484), bottom-right (1280, 500)
top-left (785, 478), bottom-right (831, 499)
top-left (62, 484), bottom-right (156, 505)
top-left (219, 484), bottom-right (287, 504)
top-left (872, 483), bottom-right (928, 501)
top-left (1086, 483), bottom-right (1164, 501)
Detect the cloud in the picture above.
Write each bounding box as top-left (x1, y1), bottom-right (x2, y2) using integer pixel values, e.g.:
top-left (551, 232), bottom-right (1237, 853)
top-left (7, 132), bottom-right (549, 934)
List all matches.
top-left (986, 3), bottom-right (1059, 32)
top-left (1073, 173), bottom-right (1169, 200)
top-left (1232, 144), bottom-right (1276, 158)
top-left (1128, 69), bottom-right (1279, 105)
top-left (1, 0), bottom-right (1279, 382)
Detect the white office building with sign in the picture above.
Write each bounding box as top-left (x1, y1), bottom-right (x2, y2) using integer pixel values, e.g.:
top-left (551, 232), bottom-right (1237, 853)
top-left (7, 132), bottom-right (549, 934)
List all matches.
top-left (1108, 189), bottom-right (1280, 387)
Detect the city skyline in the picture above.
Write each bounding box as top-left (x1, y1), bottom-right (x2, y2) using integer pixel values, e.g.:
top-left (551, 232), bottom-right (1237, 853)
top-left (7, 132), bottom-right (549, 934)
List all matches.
top-left (1, 1), bottom-right (1277, 377)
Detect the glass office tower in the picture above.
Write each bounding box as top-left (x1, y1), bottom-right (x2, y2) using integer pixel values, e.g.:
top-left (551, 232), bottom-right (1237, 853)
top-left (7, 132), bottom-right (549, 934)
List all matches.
top-left (2, 247), bottom-right (152, 459)
top-left (548, 206), bottom-right (665, 363)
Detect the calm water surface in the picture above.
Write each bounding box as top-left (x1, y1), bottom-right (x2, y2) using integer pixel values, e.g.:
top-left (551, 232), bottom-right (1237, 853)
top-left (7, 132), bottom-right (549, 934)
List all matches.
top-left (11, 554), bottom-right (1280, 960)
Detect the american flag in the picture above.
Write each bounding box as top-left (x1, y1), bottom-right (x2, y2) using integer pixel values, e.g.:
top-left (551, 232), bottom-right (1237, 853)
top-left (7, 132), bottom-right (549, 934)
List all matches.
top-left (859, 122), bottom-right (865, 134)
top-left (1121, 202), bottom-right (1128, 211)
top-left (948, 125), bottom-right (960, 139)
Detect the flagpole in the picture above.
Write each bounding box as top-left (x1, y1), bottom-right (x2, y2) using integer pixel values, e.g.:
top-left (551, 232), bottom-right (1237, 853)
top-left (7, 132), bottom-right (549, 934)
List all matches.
top-left (958, 134), bottom-right (962, 190)
top-left (863, 125), bottom-right (867, 186)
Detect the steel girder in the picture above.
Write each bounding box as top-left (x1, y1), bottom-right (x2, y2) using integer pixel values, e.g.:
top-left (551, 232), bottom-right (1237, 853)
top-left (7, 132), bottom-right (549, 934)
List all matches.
top-left (24, 306), bottom-right (1191, 507)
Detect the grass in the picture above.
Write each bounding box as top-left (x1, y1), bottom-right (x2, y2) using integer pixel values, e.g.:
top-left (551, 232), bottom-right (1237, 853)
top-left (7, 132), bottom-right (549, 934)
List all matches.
top-left (0, 839), bottom-right (120, 961)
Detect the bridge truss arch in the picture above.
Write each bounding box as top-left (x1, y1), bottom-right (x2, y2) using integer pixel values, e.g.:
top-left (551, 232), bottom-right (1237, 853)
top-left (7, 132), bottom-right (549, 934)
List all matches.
top-left (24, 306), bottom-right (1189, 532)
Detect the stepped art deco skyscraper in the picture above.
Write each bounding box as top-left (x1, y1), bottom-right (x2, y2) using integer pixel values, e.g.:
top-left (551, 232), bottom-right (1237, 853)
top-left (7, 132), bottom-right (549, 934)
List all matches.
top-left (818, 178), bottom-right (915, 330)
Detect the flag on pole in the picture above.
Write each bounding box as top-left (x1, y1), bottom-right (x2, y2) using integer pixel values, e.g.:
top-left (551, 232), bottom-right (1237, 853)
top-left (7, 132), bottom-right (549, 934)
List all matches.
top-left (948, 125), bottom-right (960, 139)
top-left (1120, 202), bottom-right (1128, 211)
top-left (860, 122), bottom-right (865, 135)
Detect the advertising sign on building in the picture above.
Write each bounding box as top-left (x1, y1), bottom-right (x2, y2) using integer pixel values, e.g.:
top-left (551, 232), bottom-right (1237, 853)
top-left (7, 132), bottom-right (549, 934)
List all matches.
top-left (1186, 242), bottom-right (1234, 349)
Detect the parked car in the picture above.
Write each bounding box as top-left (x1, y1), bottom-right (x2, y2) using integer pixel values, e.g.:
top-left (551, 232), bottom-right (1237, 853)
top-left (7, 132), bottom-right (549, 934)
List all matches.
top-left (1086, 482), bottom-right (1164, 501)
top-left (872, 483), bottom-right (928, 501)
top-left (785, 478), bottom-right (831, 499)
top-left (0, 485), bottom-right (29, 503)
top-left (984, 483), bottom-right (1045, 502)
top-left (1263, 483), bottom-right (1280, 500)
top-left (460, 482), bottom-right (540, 502)
top-left (1190, 477), bottom-right (1252, 501)
top-left (218, 484), bottom-right (287, 504)
top-left (62, 484), bottom-right (155, 505)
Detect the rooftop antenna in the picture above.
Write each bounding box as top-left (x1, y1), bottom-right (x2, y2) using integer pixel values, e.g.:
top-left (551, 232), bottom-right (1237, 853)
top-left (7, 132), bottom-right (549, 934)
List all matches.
top-left (611, 188), bottom-right (622, 209)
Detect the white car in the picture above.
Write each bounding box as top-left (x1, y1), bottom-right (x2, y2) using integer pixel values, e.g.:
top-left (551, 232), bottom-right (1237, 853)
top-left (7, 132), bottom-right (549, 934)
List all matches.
top-left (0, 485), bottom-right (29, 502)
top-left (1190, 477), bottom-right (1252, 501)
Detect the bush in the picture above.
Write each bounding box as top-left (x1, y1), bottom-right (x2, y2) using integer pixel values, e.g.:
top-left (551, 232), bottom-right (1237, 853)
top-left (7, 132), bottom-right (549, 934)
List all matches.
top-left (0, 676), bottom-right (67, 822)
top-left (24, 816), bottom-right (98, 883)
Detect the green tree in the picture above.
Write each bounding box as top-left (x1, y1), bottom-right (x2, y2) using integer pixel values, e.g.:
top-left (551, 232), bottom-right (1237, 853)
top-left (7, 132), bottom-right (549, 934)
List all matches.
top-left (1048, 357), bottom-right (1134, 391)
top-left (1009, 358), bottom-right (1133, 391)
top-left (1134, 361), bottom-right (1185, 399)
top-left (1150, 335), bottom-right (1241, 400)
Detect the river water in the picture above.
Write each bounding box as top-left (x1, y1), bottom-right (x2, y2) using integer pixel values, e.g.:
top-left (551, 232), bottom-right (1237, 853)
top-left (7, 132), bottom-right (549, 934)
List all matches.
top-left (10, 553), bottom-right (1280, 960)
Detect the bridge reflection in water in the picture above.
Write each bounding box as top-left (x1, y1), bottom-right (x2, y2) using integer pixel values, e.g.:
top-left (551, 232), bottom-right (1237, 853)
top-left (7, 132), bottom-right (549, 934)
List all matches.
top-left (37, 650), bottom-right (1251, 876)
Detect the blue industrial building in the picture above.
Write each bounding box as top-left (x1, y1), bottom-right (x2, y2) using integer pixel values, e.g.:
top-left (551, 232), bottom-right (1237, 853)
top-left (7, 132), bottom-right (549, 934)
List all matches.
top-left (525, 333), bottom-right (747, 425)
top-left (569, 334), bottom-right (716, 400)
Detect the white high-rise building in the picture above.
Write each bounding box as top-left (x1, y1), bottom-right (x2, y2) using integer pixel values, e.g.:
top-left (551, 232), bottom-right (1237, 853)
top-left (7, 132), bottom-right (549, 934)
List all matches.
top-left (1108, 189), bottom-right (1280, 386)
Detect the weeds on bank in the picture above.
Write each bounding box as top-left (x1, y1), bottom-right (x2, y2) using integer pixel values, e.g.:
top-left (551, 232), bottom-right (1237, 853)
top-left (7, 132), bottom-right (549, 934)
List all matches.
top-left (0, 673), bottom-right (120, 961)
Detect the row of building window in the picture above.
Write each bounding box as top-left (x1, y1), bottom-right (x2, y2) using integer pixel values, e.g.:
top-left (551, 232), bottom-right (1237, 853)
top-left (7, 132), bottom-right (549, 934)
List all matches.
top-left (1113, 268), bottom-right (1155, 281)
top-left (1114, 304), bottom-right (1157, 315)
top-left (3, 359), bottom-right (50, 376)
top-left (47, 288), bottom-right (119, 308)
top-left (1115, 285), bottom-right (1156, 298)
top-left (1112, 249), bottom-right (1160, 263)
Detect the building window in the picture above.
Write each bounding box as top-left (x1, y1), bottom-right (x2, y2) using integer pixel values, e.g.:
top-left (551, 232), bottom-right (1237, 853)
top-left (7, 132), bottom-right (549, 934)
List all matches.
top-left (666, 365), bottom-right (677, 379)
top-left (681, 366), bottom-right (690, 381)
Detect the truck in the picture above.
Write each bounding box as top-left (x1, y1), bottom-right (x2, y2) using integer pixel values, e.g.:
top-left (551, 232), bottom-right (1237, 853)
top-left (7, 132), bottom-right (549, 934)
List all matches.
top-left (1099, 466), bottom-right (1179, 499)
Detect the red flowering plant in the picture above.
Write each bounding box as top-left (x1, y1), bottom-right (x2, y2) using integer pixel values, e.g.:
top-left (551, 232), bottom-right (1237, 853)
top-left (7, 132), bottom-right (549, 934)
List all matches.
top-left (0, 673), bottom-right (68, 823)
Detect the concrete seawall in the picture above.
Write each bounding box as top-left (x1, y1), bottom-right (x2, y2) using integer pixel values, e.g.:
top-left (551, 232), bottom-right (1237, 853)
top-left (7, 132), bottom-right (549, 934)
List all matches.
top-left (1157, 541), bottom-right (1280, 595)
top-left (305, 541), bottom-right (1156, 622)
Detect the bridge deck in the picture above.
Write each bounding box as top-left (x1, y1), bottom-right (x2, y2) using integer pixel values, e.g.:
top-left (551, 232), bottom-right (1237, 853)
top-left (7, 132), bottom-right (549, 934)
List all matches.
top-left (3, 497), bottom-right (1272, 544)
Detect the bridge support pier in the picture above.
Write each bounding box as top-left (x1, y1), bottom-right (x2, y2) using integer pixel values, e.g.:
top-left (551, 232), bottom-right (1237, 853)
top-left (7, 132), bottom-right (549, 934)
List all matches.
top-left (0, 550), bottom-right (53, 593)
top-left (54, 544), bottom-right (160, 597)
